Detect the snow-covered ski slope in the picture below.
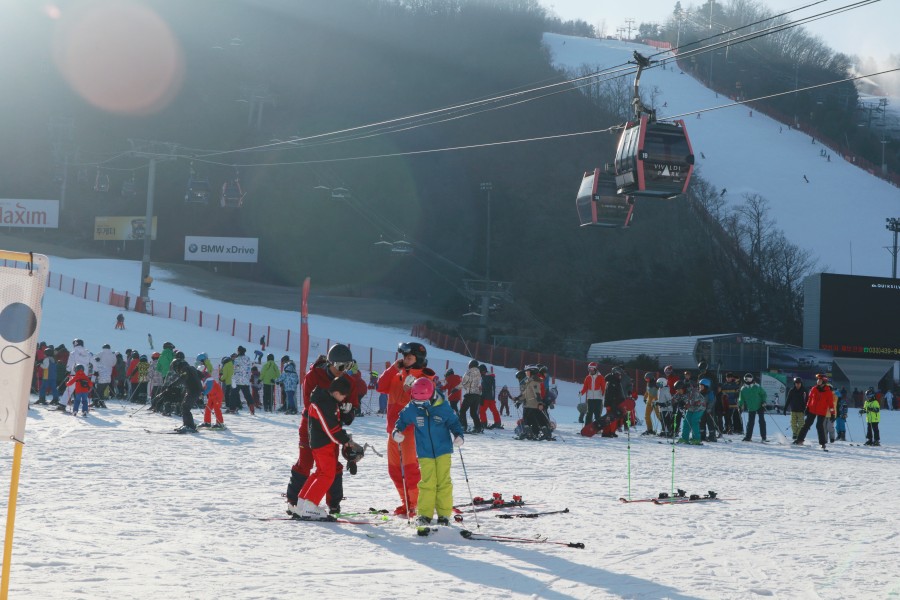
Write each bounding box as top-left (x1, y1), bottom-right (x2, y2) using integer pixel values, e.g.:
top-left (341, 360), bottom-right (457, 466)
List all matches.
top-left (1, 255), bottom-right (898, 599)
top-left (544, 33), bottom-right (899, 277)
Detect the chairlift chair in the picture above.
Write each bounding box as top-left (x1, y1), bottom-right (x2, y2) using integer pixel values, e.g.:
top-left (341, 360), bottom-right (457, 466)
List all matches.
top-left (576, 167), bottom-right (634, 228)
top-left (390, 240), bottom-right (413, 256)
top-left (330, 187), bottom-right (351, 200)
top-left (121, 176), bottom-right (137, 198)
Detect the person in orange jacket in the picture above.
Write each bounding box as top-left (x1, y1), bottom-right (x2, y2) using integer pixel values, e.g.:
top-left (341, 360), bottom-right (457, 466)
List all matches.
top-left (377, 341), bottom-right (432, 516)
top-left (66, 364), bottom-right (93, 416)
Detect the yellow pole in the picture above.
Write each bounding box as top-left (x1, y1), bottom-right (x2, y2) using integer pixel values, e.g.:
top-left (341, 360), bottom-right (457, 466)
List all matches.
top-left (1, 442), bottom-right (24, 600)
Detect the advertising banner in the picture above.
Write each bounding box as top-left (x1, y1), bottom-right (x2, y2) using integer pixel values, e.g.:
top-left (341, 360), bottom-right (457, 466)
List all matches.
top-left (760, 372), bottom-right (787, 412)
top-left (0, 199), bottom-right (59, 228)
top-left (768, 346), bottom-right (834, 380)
top-left (817, 274), bottom-right (900, 359)
top-left (94, 216), bottom-right (158, 240)
top-left (184, 236), bottom-right (258, 263)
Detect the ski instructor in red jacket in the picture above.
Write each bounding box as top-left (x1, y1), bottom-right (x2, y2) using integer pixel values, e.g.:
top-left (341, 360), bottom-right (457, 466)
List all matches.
top-left (378, 341), bottom-right (433, 516)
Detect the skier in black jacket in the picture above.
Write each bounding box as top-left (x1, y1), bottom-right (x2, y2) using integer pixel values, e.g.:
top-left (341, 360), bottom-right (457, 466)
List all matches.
top-left (784, 377), bottom-right (807, 440)
top-left (172, 359), bottom-right (201, 433)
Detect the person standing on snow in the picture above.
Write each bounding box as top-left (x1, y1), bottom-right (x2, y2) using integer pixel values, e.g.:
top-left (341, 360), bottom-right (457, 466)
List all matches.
top-left (392, 377), bottom-right (464, 527)
top-left (459, 359), bottom-right (483, 434)
top-left (293, 377), bottom-right (363, 520)
top-left (443, 368), bottom-right (462, 415)
top-left (478, 364), bottom-right (502, 429)
top-left (515, 366), bottom-right (550, 440)
top-left (67, 338), bottom-right (93, 380)
top-left (94, 343), bottom-right (117, 406)
top-left (784, 377), bottom-right (807, 440)
top-left (170, 359), bottom-right (201, 433)
top-left (66, 364), bottom-right (93, 416)
top-left (275, 361), bottom-right (300, 414)
top-left (377, 342), bottom-right (432, 516)
top-left (579, 362), bottom-right (606, 428)
top-left (655, 377), bottom-right (675, 437)
top-left (497, 384), bottom-right (512, 417)
top-left (861, 388), bottom-right (881, 446)
top-left (286, 344), bottom-right (363, 516)
top-left (739, 373), bottom-right (768, 442)
top-left (794, 374), bottom-right (835, 450)
top-left (232, 346), bottom-right (255, 414)
top-left (198, 372), bottom-right (226, 429)
top-left (719, 372), bottom-right (743, 435)
top-left (603, 367), bottom-right (627, 432)
top-left (260, 353), bottom-right (280, 412)
top-left (155, 342), bottom-right (175, 379)
top-left (641, 371), bottom-right (659, 435)
top-left (675, 381), bottom-right (705, 444)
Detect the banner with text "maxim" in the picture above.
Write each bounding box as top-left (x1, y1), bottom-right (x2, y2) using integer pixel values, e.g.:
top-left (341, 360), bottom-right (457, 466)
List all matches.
top-left (184, 236), bottom-right (258, 263)
top-left (0, 200), bottom-right (59, 228)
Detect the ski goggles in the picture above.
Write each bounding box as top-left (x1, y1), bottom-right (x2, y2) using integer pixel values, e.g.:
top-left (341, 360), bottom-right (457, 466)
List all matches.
top-left (331, 360), bottom-right (356, 372)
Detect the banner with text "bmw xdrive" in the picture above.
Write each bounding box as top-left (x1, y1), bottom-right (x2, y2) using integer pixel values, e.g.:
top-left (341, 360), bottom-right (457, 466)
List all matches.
top-left (184, 236), bottom-right (258, 263)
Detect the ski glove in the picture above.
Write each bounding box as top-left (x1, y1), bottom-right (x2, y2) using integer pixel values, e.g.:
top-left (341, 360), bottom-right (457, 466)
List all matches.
top-left (453, 435), bottom-right (464, 448)
top-left (859, 410), bottom-right (866, 415)
top-left (392, 430), bottom-right (405, 443)
top-left (340, 402), bottom-right (353, 413)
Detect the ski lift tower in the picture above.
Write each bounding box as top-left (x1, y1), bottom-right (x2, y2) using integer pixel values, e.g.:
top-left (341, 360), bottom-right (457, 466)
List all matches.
top-left (462, 279), bottom-right (514, 342)
top-left (127, 139), bottom-right (178, 305)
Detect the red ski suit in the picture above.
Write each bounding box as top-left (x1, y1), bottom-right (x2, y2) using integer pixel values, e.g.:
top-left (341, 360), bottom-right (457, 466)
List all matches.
top-left (377, 360), bottom-right (429, 510)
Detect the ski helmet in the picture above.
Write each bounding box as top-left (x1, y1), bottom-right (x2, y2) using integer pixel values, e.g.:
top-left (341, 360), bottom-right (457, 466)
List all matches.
top-left (151, 352), bottom-right (160, 360)
top-left (341, 443), bottom-right (364, 463)
top-left (284, 362), bottom-right (296, 373)
top-left (171, 359), bottom-right (188, 372)
top-left (237, 345), bottom-right (246, 355)
top-left (699, 378), bottom-right (711, 388)
top-left (673, 381), bottom-right (685, 391)
top-left (163, 341), bottom-right (175, 350)
top-left (865, 388), bottom-right (875, 399)
top-left (515, 369), bottom-right (526, 381)
top-left (139, 355), bottom-right (148, 362)
top-left (102, 343), bottom-right (111, 349)
top-left (197, 353), bottom-right (208, 362)
top-left (468, 359), bottom-right (479, 369)
top-left (793, 377), bottom-right (802, 384)
top-left (74, 364), bottom-right (85, 372)
top-left (538, 365), bottom-right (548, 375)
top-left (445, 368), bottom-right (455, 377)
top-left (410, 377), bottom-right (435, 401)
top-left (663, 365), bottom-right (673, 375)
top-left (327, 343), bottom-right (353, 365)
top-left (644, 371), bottom-right (655, 381)
top-left (743, 373), bottom-right (754, 383)
top-left (73, 338), bottom-right (84, 347)
top-left (656, 377), bottom-right (667, 388)
top-left (697, 360), bottom-right (708, 371)
top-left (478, 364), bottom-right (487, 374)
top-left (398, 342), bottom-right (427, 368)
top-left (174, 351), bottom-right (185, 360)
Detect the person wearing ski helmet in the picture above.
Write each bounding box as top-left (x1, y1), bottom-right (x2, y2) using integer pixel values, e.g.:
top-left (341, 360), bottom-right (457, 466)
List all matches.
top-left (275, 361), bottom-right (300, 414)
top-left (603, 366), bottom-right (627, 433)
top-left (156, 342), bottom-right (176, 379)
top-left (294, 377), bottom-right (363, 520)
top-left (738, 373), bottom-right (768, 442)
top-left (656, 377), bottom-right (675, 437)
top-left (719, 372), bottom-right (743, 435)
top-left (286, 343), bottom-right (365, 515)
top-left (376, 341), bottom-right (434, 515)
top-left (478, 364), bottom-right (502, 429)
top-left (196, 353), bottom-right (214, 378)
top-left (231, 345), bottom-right (255, 414)
top-left (579, 362), bottom-right (606, 428)
top-left (785, 377), bottom-right (808, 439)
top-left (675, 380), bottom-right (706, 444)
top-left (170, 358), bottom-right (201, 433)
top-left (459, 358), bottom-right (484, 434)
top-left (697, 379), bottom-right (718, 442)
top-left (65, 364), bottom-right (93, 416)
top-left (514, 366), bottom-right (549, 440)
top-left (641, 371), bottom-right (660, 436)
top-left (861, 388), bottom-right (881, 446)
top-left (67, 339), bottom-right (93, 379)
top-left (794, 374), bottom-right (835, 450)
top-left (392, 377), bottom-right (464, 527)
top-left (443, 368), bottom-right (462, 415)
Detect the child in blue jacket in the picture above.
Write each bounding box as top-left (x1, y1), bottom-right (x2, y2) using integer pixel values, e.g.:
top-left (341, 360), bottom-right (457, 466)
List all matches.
top-left (392, 377), bottom-right (464, 527)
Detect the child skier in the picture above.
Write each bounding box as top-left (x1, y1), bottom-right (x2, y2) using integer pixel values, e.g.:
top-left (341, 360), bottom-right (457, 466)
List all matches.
top-left (392, 377), bottom-right (464, 527)
top-left (835, 394), bottom-right (848, 441)
top-left (275, 361), bottom-right (300, 414)
top-left (675, 381), bottom-right (705, 444)
top-left (861, 388), bottom-right (881, 446)
top-left (199, 373), bottom-right (226, 429)
top-left (66, 364), bottom-right (93, 416)
top-left (294, 377), bottom-right (362, 519)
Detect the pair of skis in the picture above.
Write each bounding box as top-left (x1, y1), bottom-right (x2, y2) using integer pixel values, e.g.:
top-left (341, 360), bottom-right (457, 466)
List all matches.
top-left (460, 529), bottom-right (584, 549)
top-left (621, 490), bottom-right (727, 505)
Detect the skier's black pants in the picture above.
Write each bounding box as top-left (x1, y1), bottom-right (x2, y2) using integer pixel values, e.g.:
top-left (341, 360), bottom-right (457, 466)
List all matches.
top-left (182, 395), bottom-right (197, 429)
top-left (744, 408), bottom-right (767, 440)
top-left (235, 384), bottom-right (253, 409)
top-left (700, 410), bottom-right (719, 438)
top-left (585, 398), bottom-right (603, 426)
top-left (866, 422), bottom-right (880, 443)
top-left (727, 408), bottom-right (744, 434)
top-left (522, 407), bottom-right (545, 438)
top-left (287, 470), bottom-right (343, 510)
top-left (659, 409), bottom-right (674, 434)
top-left (449, 400), bottom-right (459, 415)
top-left (460, 393), bottom-right (482, 431)
top-left (796, 412), bottom-right (826, 446)
top-left (263, 383), bottom-right (274, 411)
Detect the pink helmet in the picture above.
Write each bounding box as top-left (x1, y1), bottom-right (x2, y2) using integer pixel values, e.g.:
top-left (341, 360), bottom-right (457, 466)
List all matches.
top-left (410, 377), bottom-right (435, 401)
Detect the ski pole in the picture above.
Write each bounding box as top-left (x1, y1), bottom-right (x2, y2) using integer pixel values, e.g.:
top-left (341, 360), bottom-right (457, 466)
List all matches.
top-left (457, 446), bottom-right (480, 529)
top-left (626, 411), bottom-right (632, 501)
top-left (397, 441), bottom-right (411, 524)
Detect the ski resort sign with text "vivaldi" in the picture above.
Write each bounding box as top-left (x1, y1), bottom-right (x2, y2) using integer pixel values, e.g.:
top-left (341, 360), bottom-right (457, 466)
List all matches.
top-left (184, 236), bottom-right (258, 263)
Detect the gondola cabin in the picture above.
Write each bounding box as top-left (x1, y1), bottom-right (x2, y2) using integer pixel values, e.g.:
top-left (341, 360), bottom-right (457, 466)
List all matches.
top-left (576, 168), bottom-right (634, 228)
top-left (185, 175), bottom-right (211, 204)
top-left (613, 115), bottom-right (694, 199)
top-left (221, 179), bottom-right (245, 208)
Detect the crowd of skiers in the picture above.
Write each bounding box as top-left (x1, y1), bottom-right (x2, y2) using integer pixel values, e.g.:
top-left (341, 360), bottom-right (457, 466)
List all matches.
top-left (577, 362), bottom-right (885, 451)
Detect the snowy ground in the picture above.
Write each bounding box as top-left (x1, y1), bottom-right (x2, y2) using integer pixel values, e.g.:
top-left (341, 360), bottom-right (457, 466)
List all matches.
top-left (544, 34), bottom-right (900, 278)
top-left (1, 255), bottom-right (899, 599)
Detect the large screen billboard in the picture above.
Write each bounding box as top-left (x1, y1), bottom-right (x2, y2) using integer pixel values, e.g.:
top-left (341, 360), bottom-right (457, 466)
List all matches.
top-left (805, 273), bottom-right (900, 359)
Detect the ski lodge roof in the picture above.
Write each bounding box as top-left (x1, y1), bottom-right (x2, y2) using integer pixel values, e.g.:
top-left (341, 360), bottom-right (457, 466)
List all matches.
top-left (587, 333), bottom-right (748, 370)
